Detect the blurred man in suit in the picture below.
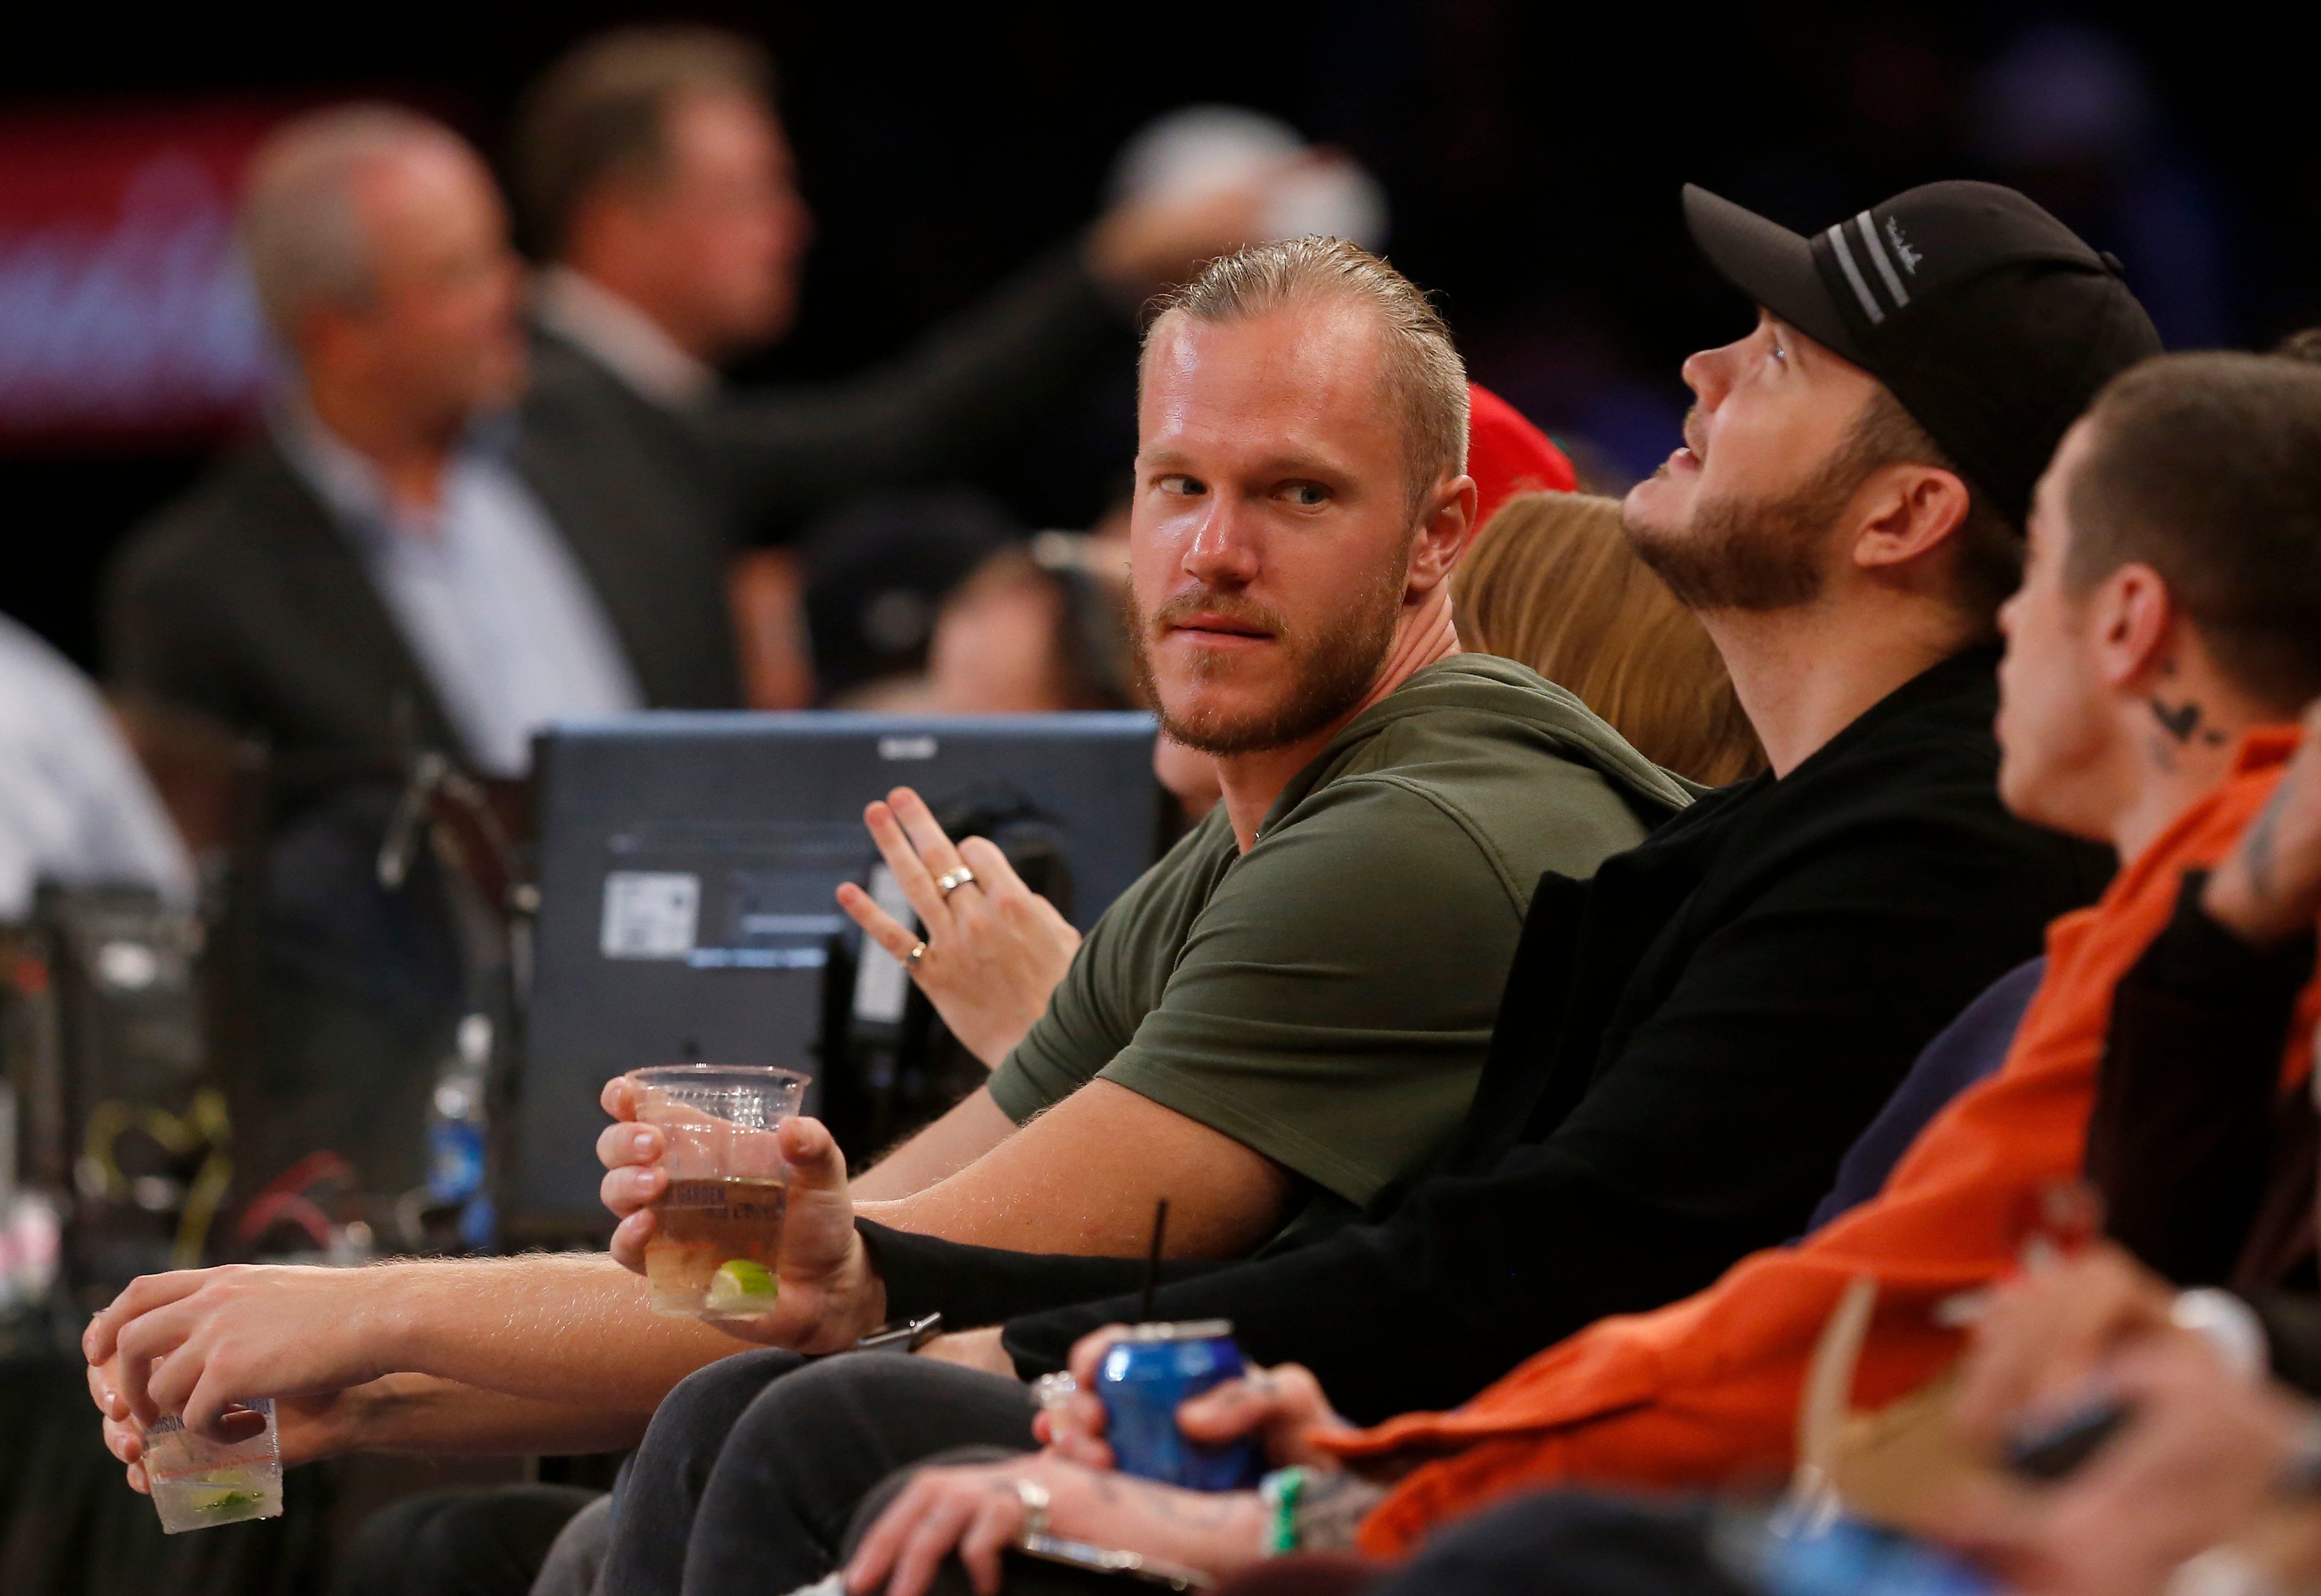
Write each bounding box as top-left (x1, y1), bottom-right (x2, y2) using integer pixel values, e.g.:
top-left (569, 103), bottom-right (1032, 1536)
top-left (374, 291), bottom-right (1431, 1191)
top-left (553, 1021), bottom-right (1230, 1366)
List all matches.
top-left (511, 24), bottom-right (1268, 709)
top-left (111, 75), bottom-right (1261, 778)
top-left (106, 107), bottom-right (601, 1196)
top-left (111, 106), bottom-right (643, 788)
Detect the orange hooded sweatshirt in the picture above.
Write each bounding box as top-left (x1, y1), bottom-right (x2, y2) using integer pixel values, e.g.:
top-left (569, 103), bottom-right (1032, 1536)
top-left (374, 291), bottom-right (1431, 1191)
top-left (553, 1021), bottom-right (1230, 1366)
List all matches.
top-left (1328, 730), bottom-right (2320, 1558)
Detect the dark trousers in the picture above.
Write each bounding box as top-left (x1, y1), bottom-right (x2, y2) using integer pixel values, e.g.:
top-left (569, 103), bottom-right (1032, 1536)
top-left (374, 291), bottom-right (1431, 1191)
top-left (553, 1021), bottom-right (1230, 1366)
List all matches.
top-left (606, 1354), bottom-right (1753, 1596)
top-left (328, 1484), bottom-right (602, 1596)
top-left (601, 1350), bottom-right (1039, 1596)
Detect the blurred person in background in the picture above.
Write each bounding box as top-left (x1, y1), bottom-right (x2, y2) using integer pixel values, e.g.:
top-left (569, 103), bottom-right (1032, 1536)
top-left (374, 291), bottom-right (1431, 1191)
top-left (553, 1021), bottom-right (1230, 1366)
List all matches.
top-left (511, 25), bottom-right (1284, 706)
top-left (102, 105), bottom-right (635, 1197)
top-left (916, 542), bottom-right (1136, 715)
top-left (0, 613), bottom-right (193, 922)
top-left (108, 104), bottom-right (634, 792)
top-left (1454, 491), bottom-right (1765, 787)
top-left (798, 488), bottom-right (1018, 709)
top-left (1464, 383), bottom-right (1579, 521)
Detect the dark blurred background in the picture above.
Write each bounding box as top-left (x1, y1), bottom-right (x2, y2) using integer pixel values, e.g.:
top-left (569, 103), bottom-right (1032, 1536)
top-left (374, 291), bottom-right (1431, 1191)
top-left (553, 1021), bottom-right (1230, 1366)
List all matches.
top-left (3, 0), bottom-right (2311, 670)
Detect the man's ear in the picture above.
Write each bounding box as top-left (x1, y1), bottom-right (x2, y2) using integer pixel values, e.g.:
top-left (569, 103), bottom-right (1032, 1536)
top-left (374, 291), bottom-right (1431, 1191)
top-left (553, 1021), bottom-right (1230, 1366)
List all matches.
top-left (1406, 474), bottom-right (1479, 597)
top-left (1850, 464), bottom-right (1973, 575)
top-left (2089, 562), bottom-right (2178, 692)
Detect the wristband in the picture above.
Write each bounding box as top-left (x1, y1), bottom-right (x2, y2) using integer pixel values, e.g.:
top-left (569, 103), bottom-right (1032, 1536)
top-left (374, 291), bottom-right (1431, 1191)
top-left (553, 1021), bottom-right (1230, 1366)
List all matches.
top-left (1259, 1466), bottom-right (1308, 1557)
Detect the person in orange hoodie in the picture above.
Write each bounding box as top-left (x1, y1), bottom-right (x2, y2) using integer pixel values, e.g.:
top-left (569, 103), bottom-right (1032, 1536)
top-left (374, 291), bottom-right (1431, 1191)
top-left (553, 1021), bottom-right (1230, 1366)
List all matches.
top-left (818, 347), bottom-right (2321, 1596)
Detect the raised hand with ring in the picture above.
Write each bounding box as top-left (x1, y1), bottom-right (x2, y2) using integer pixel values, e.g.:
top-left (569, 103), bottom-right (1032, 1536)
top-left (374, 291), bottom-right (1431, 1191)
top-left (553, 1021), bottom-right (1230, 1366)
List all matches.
top-left (834, 785), bottom-right (1084, 1068)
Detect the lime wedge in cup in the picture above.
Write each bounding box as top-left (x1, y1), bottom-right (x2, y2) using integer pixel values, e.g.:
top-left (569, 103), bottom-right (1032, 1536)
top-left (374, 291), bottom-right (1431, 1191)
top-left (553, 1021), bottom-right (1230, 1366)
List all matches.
top-left (703, 1259), bottom-right (779, 1314)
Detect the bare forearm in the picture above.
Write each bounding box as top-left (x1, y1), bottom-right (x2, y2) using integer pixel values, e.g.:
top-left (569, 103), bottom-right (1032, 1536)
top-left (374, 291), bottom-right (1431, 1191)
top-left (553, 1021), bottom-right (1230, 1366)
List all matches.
top-left (857, 1081), bottom-right (1291, 1257)
top-left (341, 1373), bottom-right (655, 1457)
top-left (378, 1253), bottom-right (742, 1409)
top-left (850, 1088), bottom-right (1016, 1201)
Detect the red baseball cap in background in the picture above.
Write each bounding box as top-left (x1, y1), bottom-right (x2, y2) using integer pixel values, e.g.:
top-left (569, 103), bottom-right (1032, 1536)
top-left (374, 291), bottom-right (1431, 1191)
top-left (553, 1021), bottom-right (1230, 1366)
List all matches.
top-left (1465, 383), bottom-right (1575, 529)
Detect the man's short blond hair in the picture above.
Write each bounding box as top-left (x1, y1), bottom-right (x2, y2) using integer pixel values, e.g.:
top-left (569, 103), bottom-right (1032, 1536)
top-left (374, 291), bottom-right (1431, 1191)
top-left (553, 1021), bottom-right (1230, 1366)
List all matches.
top-left (1146, 238), bottom-right (1469, 510)
top-left (239, 104), bottom-right (469, 344)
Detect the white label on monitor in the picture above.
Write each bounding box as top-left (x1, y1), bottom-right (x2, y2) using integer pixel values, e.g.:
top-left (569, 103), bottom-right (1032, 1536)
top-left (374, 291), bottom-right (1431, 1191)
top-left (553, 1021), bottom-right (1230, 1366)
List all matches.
top-left (878, 735), bottom-right (938, 761)
top-left (600, 871), bottom-right (701, 960)
top-left (851, 864), bottom-right (916, 1022)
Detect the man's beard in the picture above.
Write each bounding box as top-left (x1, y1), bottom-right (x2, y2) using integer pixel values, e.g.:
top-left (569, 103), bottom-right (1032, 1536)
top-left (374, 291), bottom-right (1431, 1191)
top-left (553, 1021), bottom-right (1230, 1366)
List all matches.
top-left (1624, 442), bottom-right (1865, 614)
top-left (1128, 561), bottom-right (1406, 757)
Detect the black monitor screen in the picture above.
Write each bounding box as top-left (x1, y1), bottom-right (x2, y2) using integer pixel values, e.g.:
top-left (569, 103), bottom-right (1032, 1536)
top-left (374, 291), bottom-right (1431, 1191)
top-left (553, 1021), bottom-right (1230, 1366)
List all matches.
top-left (509, 711), bottom-right (1162, 1241)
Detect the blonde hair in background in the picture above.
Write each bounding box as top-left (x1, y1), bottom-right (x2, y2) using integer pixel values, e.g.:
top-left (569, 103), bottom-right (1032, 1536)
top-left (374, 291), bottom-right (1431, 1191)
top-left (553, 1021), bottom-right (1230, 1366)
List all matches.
top-left (1454, 492), bottom-right (1766, 787)
top-left (1146, 237), bottom-right (1468, 510)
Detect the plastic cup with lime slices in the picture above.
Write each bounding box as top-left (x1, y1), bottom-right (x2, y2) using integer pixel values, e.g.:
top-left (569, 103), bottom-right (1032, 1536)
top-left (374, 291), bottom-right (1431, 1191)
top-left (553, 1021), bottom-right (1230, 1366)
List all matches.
top-left (629, 1064), bottom-right (807, 1319)
top-left (143, 1399), bottom-right (283, 1533)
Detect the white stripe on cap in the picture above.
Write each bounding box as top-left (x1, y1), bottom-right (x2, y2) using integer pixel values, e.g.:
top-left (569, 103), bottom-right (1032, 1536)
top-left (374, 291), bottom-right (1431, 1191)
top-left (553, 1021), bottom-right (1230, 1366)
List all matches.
top-left (1857, 212), bottom-right (1911, 308)
top-left (1826, 225), bottom-right (1885, 325)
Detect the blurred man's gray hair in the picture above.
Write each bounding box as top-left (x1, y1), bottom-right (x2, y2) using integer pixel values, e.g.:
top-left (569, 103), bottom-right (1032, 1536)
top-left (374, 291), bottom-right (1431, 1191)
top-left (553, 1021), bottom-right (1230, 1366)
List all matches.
top-left (1146, 237), bottom-right (1469, 510)
top-left (238, 104), bottom-right (469, 344)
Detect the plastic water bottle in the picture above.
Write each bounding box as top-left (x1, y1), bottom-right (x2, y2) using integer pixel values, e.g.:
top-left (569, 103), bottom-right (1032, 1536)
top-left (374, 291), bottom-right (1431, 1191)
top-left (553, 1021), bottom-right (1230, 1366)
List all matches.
top-left (426, 1013), bottom-right (495, 1248)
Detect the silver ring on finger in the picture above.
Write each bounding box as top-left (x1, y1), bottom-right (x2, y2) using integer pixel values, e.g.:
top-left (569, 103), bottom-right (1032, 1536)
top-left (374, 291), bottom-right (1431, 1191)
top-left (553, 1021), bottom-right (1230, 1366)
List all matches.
top-left (1032, 1371), bottom-right (1078, 1412)
top-left (907, 942), bottom-right (928, 965)
top-left (936, 867), bottom-right (978, 898)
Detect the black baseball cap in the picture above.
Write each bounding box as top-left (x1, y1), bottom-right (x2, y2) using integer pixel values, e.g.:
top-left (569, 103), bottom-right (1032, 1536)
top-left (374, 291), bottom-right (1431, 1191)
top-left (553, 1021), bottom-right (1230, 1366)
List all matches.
top-left (1682, 180), bottom-right (2162, 528)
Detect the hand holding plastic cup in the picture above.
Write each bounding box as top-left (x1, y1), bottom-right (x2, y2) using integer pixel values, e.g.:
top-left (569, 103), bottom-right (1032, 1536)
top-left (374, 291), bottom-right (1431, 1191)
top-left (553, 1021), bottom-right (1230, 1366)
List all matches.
top-left (628, 1064), bottom-right (808, 1319)
top-left (142, 1399), bottom-right (283, 1533)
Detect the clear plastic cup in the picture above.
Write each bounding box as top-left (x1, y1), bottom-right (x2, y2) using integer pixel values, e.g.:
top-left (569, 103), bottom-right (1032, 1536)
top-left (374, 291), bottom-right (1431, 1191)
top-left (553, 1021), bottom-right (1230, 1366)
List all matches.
top-left (629, 1064), bottom-right (808, 1318)
top-left (142, 1399), bottom-right (283, 1533)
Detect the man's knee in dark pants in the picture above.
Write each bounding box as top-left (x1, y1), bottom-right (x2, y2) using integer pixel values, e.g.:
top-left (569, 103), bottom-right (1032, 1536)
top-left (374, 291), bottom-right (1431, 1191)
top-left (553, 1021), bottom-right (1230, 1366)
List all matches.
top-left (597, 1346), bottom-right (807, 1596)
top-left (675, 1354), bottom-right (1040, 1596)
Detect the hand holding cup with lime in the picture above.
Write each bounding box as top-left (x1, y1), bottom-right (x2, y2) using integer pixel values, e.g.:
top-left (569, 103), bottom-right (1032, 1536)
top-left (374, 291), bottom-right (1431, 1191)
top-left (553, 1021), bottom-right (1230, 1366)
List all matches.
top-left (629, 1064), bottom-right (807, 1319)
top-left (143, 1400), bottom-right (283, 1534)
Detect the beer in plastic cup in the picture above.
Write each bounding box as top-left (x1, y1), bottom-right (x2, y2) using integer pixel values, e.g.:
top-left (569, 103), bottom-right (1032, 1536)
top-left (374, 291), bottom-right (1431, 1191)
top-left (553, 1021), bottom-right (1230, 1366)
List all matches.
top-left (143, 1399), bottom-right (283, 1533)
top-left (629, 1064), bottom-right (807, 1318)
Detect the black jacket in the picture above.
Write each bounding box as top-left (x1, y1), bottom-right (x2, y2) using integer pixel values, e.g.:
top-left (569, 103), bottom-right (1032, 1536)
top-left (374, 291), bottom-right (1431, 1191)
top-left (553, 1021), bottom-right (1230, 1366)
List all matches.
top-left (2086, 872), bottom-right (2318, 1289)
top-left (864, 648), bottom-right (2114, 1424)
top-left (2080, 867), bottom-right (2321, 1403)
top-left (104, 252), bottom-right (1130, 785)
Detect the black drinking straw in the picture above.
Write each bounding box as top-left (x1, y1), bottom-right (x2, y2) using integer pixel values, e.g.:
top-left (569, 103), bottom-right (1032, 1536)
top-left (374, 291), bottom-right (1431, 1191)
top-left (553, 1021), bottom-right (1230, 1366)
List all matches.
top-left (1140, 1198), bottom-right (1169, 1323)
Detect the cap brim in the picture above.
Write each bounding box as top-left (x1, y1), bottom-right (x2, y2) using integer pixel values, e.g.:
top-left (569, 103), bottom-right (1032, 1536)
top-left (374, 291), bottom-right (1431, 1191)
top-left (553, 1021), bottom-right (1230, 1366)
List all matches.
top-left (1682, 184), bottom-right (1866, 365)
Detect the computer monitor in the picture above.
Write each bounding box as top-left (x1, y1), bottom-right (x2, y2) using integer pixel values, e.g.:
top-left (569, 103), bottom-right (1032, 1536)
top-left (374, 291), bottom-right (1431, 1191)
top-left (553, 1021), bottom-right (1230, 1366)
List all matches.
top-left (506, 711), bottom-right (1162, 1243)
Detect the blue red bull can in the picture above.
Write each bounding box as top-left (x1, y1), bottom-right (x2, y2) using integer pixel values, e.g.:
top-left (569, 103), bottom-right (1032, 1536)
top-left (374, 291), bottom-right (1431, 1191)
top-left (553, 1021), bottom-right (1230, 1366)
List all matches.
top-left (1095, 1320), bottom-right (1267, 1490)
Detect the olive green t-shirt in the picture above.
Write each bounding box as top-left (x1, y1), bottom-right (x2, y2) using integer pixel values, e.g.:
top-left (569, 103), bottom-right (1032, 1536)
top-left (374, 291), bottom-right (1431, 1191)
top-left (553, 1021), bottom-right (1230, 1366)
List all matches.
top-left (986, 655), bottom-right (1692, 1208)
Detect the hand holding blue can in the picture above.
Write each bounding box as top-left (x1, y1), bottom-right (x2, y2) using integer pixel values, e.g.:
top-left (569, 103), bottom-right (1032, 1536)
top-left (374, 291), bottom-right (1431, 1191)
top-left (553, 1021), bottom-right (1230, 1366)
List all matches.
top-left (1095, 1320), bottom-right (1269, 1491)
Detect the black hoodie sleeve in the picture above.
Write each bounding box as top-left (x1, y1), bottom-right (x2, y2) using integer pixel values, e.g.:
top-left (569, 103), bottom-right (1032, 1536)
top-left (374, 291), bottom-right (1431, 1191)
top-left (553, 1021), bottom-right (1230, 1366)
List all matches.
top-left (2087, 870), bottom-right (2317, 1285)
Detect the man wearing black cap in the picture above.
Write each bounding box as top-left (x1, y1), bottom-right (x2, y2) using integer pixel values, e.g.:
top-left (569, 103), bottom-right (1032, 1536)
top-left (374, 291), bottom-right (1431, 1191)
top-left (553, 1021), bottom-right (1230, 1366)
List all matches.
top-left (477, 182), bottom-right (2159, 1596)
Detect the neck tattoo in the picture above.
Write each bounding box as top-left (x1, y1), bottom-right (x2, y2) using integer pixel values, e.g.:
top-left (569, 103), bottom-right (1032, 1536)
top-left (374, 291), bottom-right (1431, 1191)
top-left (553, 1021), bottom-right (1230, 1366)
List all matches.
top-left (2149, 694), bottom-right (2231, 749)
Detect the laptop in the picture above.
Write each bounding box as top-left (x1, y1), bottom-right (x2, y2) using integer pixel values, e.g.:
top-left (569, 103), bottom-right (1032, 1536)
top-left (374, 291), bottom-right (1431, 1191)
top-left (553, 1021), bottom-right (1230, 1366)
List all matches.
top-left (505, 711), bottom-right (1162, 1243)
